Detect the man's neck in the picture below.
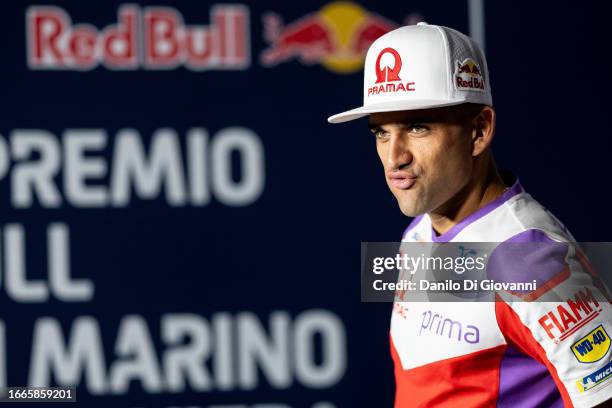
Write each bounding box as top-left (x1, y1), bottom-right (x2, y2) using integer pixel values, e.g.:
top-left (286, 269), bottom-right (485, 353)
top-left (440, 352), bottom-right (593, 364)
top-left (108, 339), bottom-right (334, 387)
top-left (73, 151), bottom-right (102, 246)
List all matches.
top-left (429, 165), bottom-right (508, 236)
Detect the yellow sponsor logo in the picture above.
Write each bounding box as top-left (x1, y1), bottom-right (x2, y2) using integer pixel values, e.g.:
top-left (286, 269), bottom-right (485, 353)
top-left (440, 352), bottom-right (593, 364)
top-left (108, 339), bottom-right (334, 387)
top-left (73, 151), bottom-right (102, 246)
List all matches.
top-left (571, 325), bottom-right (610, 363)
top-left (575, 360), bottom-right (612, 393)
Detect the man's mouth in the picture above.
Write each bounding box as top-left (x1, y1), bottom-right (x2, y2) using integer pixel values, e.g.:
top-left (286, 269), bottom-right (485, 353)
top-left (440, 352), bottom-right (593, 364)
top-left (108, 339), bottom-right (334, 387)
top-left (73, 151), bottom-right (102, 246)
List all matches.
top-left (387, 170), bottom-right (417, 190)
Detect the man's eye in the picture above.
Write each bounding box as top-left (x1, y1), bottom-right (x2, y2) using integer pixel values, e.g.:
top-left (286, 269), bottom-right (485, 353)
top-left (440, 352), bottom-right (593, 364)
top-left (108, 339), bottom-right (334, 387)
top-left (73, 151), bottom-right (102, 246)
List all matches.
top-left (410, 125), bottom-right (427, 134)
top-left (374, 130), bottom-right (389, 140)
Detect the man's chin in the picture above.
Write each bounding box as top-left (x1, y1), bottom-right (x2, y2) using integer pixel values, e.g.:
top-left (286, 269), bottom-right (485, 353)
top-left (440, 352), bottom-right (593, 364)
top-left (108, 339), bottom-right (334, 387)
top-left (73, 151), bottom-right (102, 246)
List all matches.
top-left (391, 187), bottom-right (429, 217)
top-left (397, 200), bottom-right (426, 218)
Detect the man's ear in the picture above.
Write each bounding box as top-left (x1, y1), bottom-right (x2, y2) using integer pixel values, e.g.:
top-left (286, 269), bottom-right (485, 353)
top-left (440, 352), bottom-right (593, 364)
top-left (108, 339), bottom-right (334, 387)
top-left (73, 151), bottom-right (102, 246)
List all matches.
top-left (471, 106), bottom-right (496, 157)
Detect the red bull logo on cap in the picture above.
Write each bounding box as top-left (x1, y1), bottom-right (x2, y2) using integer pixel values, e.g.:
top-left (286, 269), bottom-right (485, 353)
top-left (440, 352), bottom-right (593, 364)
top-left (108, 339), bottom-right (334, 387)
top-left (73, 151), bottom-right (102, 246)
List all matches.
top-left (368, 47), bottom-right (415, 96)
top-left (260, 1), bottom-right (422, 74)
top-left (454, 58), bottom-right (485, 92)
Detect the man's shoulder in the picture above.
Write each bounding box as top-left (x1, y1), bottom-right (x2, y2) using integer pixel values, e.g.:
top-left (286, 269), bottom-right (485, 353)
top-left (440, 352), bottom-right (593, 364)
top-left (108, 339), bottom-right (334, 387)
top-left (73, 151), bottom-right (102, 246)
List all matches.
top-left (399, 185), bottom-right (576, 244)
top-left (458, 187), bottom-right (575, 243)
top-left (504, 190), bottom-right (575, 243)
top-left (402, 182), bottom-right (575, 242)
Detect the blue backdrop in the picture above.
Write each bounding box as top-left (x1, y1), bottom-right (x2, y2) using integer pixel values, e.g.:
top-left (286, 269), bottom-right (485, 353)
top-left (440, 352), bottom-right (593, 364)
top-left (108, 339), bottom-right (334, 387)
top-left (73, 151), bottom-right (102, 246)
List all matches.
top-left (0, 1), bottom-right (609, 407)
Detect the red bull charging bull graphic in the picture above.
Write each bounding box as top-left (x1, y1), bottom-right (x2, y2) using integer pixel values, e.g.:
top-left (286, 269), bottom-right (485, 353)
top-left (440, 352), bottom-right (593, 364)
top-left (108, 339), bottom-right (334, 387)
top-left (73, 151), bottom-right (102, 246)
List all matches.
top-left (260, 1), bottom-right (422, 73)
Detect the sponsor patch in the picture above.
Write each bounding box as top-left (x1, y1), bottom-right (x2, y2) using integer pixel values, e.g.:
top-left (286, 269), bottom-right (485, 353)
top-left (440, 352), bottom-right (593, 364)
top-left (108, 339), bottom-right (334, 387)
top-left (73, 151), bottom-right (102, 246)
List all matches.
top-left (538, 287), bottom-right (602, 344)
top-left (576, 360), bottom-right (612, 392)
top-left (419, 310), bottom-right (480, 344)
top-left (572, 325), bottom-right (610, 363)
top-left (454, 58), bottom-right (485, 92)
top-left (367, 47), bottom-right (416, 97)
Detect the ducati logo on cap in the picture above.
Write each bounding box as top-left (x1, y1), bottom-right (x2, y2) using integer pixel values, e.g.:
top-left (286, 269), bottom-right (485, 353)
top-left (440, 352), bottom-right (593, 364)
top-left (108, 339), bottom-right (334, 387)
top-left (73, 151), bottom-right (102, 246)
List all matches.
top-left (368, 47), bottom-right (415, 96)
top-left (454, 58), bottom-right (485, 92)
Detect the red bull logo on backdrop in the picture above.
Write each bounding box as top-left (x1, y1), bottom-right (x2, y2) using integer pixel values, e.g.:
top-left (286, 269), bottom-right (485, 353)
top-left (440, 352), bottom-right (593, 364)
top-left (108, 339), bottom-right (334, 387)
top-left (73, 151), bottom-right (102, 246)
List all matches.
top-left (26, 4), bottom-right (250, 70)
top-left (454, 58), bottom-right (485, 92)
top-left (260, 1), bottom-right (422, 74)
top-left (26, 2), bottom-right (424, 74)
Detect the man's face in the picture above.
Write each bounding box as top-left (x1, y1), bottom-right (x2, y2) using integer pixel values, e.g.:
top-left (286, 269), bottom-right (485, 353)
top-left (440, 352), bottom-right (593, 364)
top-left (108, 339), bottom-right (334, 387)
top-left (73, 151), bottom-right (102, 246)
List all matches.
top-left (369, 105), bottom-right (477, 217)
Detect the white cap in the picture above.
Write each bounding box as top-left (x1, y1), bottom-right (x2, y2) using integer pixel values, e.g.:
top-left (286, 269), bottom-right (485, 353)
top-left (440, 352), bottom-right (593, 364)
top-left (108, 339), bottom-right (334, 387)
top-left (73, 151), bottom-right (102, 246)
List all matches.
top-left (327, 22), bottom-right (492, 124)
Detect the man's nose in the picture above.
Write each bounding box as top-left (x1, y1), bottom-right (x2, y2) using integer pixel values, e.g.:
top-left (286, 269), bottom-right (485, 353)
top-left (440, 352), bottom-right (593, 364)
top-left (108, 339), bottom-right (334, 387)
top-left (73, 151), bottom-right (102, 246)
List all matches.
top-left (387, 132), bottom-right (412, 170)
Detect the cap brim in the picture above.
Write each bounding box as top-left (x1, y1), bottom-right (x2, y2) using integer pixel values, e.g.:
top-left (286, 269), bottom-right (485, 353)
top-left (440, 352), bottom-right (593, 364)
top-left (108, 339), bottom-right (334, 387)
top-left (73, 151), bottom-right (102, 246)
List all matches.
top-left (327, 98), bottom-right (469, 124)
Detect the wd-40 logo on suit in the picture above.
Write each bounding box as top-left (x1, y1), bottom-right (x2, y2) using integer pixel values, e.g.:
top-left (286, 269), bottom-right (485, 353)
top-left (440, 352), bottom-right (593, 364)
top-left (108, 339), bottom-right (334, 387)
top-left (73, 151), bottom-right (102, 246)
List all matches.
top-left (571, 325), bottom-right (610, 363)
top-left (26, 4), bottom-right (249, 70)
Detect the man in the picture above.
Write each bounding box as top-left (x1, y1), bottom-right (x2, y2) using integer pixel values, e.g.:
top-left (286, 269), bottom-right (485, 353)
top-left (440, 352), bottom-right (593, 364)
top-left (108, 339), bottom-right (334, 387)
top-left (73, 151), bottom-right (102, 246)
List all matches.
top-left (328, 23), bottom-right (612, 407)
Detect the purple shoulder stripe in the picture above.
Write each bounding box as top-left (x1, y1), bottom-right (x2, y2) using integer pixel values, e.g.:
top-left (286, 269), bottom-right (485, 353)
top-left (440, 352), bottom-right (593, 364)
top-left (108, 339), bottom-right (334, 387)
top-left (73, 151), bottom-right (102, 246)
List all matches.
top-left (487, 229), bottom-right (568, 294)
